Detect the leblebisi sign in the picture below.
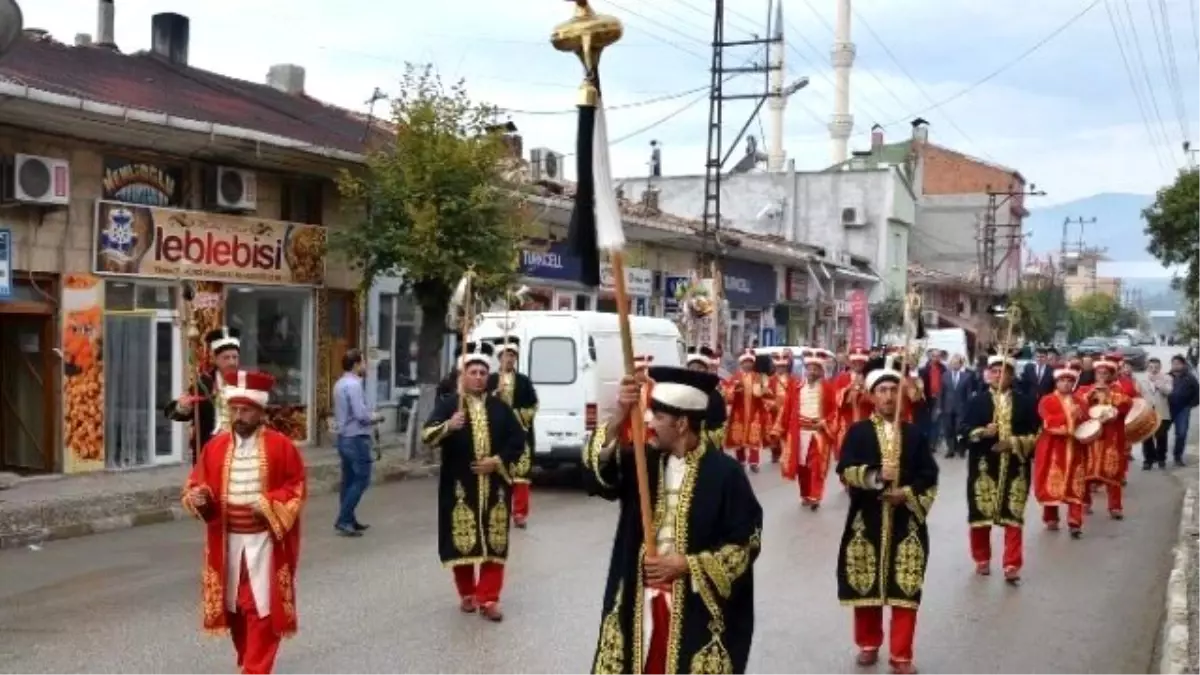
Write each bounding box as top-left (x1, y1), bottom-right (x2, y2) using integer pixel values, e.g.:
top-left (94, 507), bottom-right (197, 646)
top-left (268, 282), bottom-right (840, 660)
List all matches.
top-left (92, 201), bottom-right (326, 286)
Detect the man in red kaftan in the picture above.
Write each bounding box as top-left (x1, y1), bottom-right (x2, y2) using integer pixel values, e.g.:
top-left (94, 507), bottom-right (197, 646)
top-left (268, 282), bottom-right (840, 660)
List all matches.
top-left (783, 350), bottom-right (837, 509)
top-left (182, 370), bottom-right (307, 675)
top-left (833, 348), bottom-right (873, 456)
top-left (766, 349), bottom-right (797, 465)
top-left (1076, 356), bottom-right (1134, 519)
top-left (1034, 367), bottom-right (1090, 537)
top-left (723, 347), bottom-right (772, 472)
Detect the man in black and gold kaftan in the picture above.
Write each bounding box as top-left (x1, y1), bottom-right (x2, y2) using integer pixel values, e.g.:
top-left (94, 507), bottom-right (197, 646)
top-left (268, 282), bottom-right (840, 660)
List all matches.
top-left (421, 341), bottom-right (525, 622)
top-left (488, 338), bottom-right (540, 528)
top-left (582, 366), bottom-right (763, 675)
top-left (836, 365), bottom-right (938, 675)
top-left (960, 355), bottom-right (1040, 583)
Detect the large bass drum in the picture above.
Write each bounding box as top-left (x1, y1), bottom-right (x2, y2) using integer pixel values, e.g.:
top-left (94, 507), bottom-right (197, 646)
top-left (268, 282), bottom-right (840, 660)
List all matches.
top-left (1074, 419), bottom-right (1103, 444)
top-left (1125, 399), bottom-right (1160, 445)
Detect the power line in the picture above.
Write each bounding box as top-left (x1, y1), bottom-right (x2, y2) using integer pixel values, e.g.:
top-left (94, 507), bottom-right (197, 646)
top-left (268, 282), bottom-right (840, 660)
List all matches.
top-left (852, 10), bottom-right (993, 161)
top-left (1116, 0), bottom-right (1175, 161)
top-left (1102, 0), bottom-right (1172, 171)
top-left (500, 84), bottom-right (713, 115)
top-left (878, 0), bottom-right (1106, 127)
top-left (1148, 0), bottom-right (1192, 143)
top-left (594, 0), bottom-right (710, 60)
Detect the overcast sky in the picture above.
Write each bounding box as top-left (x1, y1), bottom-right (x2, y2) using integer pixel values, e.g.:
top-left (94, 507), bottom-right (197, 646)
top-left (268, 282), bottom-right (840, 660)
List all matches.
top-left (23, 0), bottom-right (1200, 206)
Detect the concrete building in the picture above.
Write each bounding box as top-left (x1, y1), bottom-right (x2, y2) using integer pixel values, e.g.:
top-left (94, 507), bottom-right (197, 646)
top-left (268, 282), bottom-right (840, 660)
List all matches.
top-left (0, 16), bottom-right (378, 474)
top-left (1061, 249), bottom-right (1121, 303)
top-left (838, 120), bottom-right (1029, 292)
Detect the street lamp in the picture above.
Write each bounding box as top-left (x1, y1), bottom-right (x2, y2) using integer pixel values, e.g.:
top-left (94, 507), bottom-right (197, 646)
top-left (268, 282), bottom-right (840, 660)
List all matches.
top-left (782, 76), bottom-right (809, 97)
top-left (0, 0), bottom-right (23, 59)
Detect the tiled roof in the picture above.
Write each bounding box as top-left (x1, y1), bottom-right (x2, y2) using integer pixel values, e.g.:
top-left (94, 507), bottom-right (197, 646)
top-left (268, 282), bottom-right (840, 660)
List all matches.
top-left (0, 34), bottom-right (381, 156)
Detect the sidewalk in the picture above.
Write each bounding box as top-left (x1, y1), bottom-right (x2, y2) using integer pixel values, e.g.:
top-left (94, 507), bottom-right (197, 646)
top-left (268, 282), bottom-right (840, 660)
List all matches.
top-left (1158, 407), bottom-right (1199, 674)
top-left (0, 434), bottom-right (438, 550)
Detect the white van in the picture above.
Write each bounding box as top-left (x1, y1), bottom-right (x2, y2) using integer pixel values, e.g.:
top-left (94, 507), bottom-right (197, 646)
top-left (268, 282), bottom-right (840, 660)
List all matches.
top-left (469, 311), bottom-right (685, 469)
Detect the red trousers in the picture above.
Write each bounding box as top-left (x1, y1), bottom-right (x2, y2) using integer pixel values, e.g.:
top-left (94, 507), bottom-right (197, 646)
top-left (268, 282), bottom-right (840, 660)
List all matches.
top-left (644, 592), bottom-right (671, 674)
top-left (1042, 504), bottom-right (1085, 529)
top-left (229, 561), bottom-right (280, 675)
top-left (854, 606), bottom-right (917, 665)
top-left (734, 447), bottom-right (761, 467)
top-left (512, 483), bottom-right (531, 523)
top-left (797, 438), bottom-right (829, 504)
top-left (453, 562), bottom-right (505, 605)
top-left (1084, 481), bottom-right (1123, 513)
top-left (969, 525), bottom-right (1023, 571)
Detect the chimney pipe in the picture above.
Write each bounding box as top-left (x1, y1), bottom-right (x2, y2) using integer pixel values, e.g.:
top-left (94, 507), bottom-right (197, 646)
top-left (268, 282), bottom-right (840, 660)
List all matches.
top-left (911, 117), bottom-right (929, 144)
top-left (96, 0), bottom-right (114, 47)
top-left (870, 123), bottom-right (884, 152)
top-left (75, 33), bottom-right (93, 47)
top-left (266, 64), bottom-right (306, 96)
top-left (151, 13), bottom-right (189, 66)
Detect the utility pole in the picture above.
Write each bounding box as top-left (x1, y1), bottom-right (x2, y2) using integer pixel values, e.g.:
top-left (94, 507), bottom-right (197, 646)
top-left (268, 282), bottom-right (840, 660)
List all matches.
top-left (979, 183), bottom-right (1046, 292)
top-left (699, 0), bottom-right (807, 277)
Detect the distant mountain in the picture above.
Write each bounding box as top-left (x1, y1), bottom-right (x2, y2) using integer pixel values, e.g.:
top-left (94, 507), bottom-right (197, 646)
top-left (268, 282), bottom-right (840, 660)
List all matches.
top-left (1025, 193), bottom-right (1155, 261)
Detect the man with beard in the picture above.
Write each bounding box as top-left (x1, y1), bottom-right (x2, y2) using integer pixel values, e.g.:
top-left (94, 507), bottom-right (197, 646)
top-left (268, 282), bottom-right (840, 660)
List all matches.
top-left (961, 355), bottom-right (1040, 583)
top-left (422, 342), bottom-right (526, 621)
top-left (181, 370), bottom-right (307, 675)
top-left (488, 338), bottom-right (540, 529)
top-left (835, 363), bottom-right (938, 675)
top-left (833, 348), bottom-right (874, 454)
top-left (166, 326), bottom-right (241, 465)
top-left (788, 350), bottom-right (837, 510)
top-left (582, 366), bottom-right (763, 674)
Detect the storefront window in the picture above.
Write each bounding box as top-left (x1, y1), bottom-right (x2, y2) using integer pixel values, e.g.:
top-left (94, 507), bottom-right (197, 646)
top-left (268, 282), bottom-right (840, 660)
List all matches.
top-left (374, 293), bottom-right (419, 403)
top-left (225, 286), bottom-right (312, 409)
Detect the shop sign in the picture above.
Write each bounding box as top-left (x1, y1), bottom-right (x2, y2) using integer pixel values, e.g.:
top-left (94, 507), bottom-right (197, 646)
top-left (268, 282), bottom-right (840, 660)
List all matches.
top-left (519, 242), bottom-right (582, 282)
top-left (92, 201), bottom-right (326, 286)
top-left (663, 275), bottom-right (690, 312)
top-left (600, 263), bottom-right (653, 296)
top-left (785, 268), bottom-right (808, 302)
top-left (835, 299), bottom-right (850, 316)
top-left (722, 258), bottom-right (777, 308)
top-left (102, 158), bottom-right (183, 206)
top-left (0, 228), bottom-right (10, 299)
top-left (849, 289), bottom-right (869, 350)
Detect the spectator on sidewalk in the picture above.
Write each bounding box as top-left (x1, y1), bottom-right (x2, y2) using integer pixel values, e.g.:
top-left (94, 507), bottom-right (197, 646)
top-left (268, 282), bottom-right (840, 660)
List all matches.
top-left (334, 349), bottom-right (375, 537)
top-left (1167, 355), bottom-right (1199, 467)
top-left (1136, 358), bottom-right (1173, 470)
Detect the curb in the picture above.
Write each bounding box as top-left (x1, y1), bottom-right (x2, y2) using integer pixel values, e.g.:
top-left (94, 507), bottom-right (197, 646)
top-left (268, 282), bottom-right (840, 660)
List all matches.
top-left (1159, 484), bottom-right (1196, 674)
top-left (0, 457), bottom-right (440, 551)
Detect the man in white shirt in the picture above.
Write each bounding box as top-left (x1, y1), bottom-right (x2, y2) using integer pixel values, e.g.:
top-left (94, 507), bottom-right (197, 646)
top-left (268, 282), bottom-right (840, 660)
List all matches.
top-left (1136, 357), bottom-right (1173, 470)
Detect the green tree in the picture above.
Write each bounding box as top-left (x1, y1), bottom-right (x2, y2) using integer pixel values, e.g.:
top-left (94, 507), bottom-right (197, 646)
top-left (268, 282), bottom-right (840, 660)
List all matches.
top-left (336, 63), bottom-right (526, 383)
top-left (1067, 293), bottom-right (1120, 342)
top-left (1007, 286), bottom-right (1059, 343)
top-left (870, 293), bottom-right (904, 335)
top-left (1143, 168), bottom-right (1199, 300)
top-left (1177, 298), bottom-right (1199, 342)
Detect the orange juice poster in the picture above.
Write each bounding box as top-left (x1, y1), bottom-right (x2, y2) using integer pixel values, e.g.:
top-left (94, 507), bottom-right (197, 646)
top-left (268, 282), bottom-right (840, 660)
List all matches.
top-left (61, 273), bottom-right (105, 473)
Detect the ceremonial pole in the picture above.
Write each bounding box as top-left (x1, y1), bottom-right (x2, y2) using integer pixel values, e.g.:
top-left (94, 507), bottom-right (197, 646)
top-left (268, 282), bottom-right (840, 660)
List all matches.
top-left (554, 0), bottom-right (656, 554)
top-left (888, 290), bottom-right (922, 473)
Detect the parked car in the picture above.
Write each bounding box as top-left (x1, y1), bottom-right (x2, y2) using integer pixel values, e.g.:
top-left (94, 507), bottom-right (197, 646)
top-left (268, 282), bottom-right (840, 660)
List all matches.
top-left (1117, 344), bottom-right (1148, 371)
top-left (1074, 337), bottom-right (1110, 355)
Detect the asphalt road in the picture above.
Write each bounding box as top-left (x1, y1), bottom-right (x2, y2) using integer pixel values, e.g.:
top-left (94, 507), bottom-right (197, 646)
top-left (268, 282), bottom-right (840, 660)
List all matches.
top-left (0, 438), bottom-right (1189, 675)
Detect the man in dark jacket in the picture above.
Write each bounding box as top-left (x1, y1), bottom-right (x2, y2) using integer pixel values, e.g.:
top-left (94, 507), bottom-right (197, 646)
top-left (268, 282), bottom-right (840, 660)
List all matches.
top-left (939, 354), bottom-right (977, 458)
top-left (1020, 347), bottom-right (1056, 399)
top-left (1168, 355), bottom-right (1199, 466)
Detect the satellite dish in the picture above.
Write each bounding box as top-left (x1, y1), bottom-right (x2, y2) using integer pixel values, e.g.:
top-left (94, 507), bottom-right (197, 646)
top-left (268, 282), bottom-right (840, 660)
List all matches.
top-left (0, 0), bottom-right (23, 59)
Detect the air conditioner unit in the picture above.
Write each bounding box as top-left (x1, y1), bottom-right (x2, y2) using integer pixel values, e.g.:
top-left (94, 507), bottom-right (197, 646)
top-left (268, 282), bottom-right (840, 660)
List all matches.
top-left (211, 167), bottom-right (257, 210)
top-left (922, 310), bottom-right (939, 326)
top-left (4, 154), bottom-right (70, 205)
top-left (530, 147), bottom-right (564, 181)
top-left (841, 206), bottom-right (865, 227)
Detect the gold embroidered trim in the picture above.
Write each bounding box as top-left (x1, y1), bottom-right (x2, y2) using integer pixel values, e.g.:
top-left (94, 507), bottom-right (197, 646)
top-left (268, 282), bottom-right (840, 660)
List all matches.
top-left (893, 519), bottom-right (925, 597)
top-left (593, 580), bottom-right (625, 674)
top-left (844, 512), bottom-right (877, 596)
top-left (487, 499), bottom-right (509, 554)
top-left (451, 482), bottom-right (478, 555)
top-left (583, 425), bottom-right (616, 490)
top-left (973, 457), bottom-right (998, 520)
top-left (422, 421), bottom-right (450, 445)
top-left (690, 629), bottom-right (734, 674)
top-left (202, 564), bottom-right (223, 625)
top-left (691, 528), bottom-right (761, 600)
top-left (277, 565), bottom-right (296, 620)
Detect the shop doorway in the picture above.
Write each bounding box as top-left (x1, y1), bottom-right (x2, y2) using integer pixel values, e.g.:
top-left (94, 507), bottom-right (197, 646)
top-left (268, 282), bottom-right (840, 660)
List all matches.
top-left (0, 311), bottom-right (56, 473)
top-left (103, 311), bottom-right (183, 468)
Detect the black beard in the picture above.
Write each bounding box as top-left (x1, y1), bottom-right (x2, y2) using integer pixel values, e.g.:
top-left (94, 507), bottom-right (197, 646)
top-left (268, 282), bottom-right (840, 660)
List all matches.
top-left (233, 420), bottom-right (261, 438)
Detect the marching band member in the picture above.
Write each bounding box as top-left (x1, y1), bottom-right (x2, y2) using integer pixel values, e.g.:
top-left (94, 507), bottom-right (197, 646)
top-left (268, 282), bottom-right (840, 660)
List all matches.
top-left (961, 354), bottom-right (1040, 583)
top-left (166, 326), bottom-right (241, 465)
top-left (1075, 355), bottom-right (1134, 519)
top-left (723, 348), bottom-right (772, 472)
top-left (836, 363), bottom-right (938, 675)
top-left (488, 338), bottom-right (540, 529)
top-left (1033, 367), bottom-right (1090, 538)
top-left (422, 342), bottom-right (526, 621)
top-left (181, 370), bottom-right (307, 675)
top-left (834, 348), bottom-right (874, 457)
top-left (686, 346), bottom-right (727, 448)
top-left (766, 349), bottom-right (797, 464)
top-left (791, 350), bottom-right (837, 510)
